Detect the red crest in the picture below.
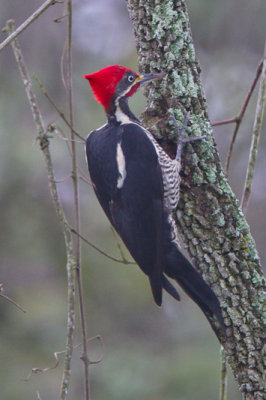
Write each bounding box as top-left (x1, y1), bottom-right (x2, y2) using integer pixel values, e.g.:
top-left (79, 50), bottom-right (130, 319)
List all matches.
top-left (84, 65), bottom-right (139, 109)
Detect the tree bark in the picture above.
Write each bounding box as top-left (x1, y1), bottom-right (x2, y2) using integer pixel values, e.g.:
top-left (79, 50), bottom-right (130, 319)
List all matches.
top-left (126, 1), bottom-right (265, 399)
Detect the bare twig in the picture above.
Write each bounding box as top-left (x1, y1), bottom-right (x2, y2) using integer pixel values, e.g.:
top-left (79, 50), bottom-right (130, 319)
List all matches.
top-left (71, 228), bottom-right (135, 265)
top-left (0, 1), bottom-right (60, 53)
top-left (36, 391), bottom-right (43, 400)
top-left (4, 20), bottom-right (76, 400)
top-left (79, 172), bottom-right (92, 186)
top-left (211, 60), bottom-right (263, 174)
top-left (47, 124), bottom-right (90, 187)
top-left (0, 283), bottom-right (27, 313)
top-left (54, 14), bottom-right (68, 23)
top-left (65, 2), bottom-right (90, 399)
top-left (24, 348), bottom-right (66, 381)
top-left (54, 174), bottom-right (72, 183)
top-left (47, 124), bottom-right (90, 186)
top-left (86, 335), bottom-right (105, 365)
top-left (25, 335), bottom-right (104, 382)
top-left (47, 124), bottom-right (84, 173)
top-left (220, 347), bottom-right (228, 400)
top-left (61, 39), bottom-right (68, 91)
top-left (241, 44), bottom-right (266, 213)
top-left (34, 75), bottom-right (85, 142)
top-left (224, 59), bottom-right (263, 175)
top-left (211, 118), bottom-right (237, 127)
top-left (110, 226), bottom-right (130, 264)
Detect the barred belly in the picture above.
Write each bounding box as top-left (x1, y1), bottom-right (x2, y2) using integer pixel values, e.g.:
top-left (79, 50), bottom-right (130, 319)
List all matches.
top-left (127, 122), bottom-right (182, 247)
top-left (145, 130), bottom-right (181, 247)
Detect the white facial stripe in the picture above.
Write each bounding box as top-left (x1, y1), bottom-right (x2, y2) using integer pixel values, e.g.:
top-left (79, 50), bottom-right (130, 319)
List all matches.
top-left (116, 142), bottom-right (127, 188)
top-left (114, 86), bottom-right (135, 124)
top-left (115, 106), bottom-right (132, 124)
top-left (118, 84), bottom-right (135, 98)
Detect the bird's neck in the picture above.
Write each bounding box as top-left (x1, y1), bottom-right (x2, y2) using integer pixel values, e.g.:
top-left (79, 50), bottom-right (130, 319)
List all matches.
top-left (106, 96), bottom-right (140, 125)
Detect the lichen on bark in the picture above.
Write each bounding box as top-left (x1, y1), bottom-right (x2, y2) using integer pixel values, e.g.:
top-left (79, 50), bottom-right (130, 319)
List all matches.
top-left (126, 0), bottom-right (265, 399)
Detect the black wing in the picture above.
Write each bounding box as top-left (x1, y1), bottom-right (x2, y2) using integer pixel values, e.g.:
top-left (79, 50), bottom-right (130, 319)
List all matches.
top-left (86, 124), bottom-right (119, 224)
top-left (86, 123), bottom-right (166, 305)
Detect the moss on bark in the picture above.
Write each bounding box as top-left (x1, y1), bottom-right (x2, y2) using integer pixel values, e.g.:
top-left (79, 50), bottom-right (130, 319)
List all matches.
top-left (126, 1), bottom-right (265, 399)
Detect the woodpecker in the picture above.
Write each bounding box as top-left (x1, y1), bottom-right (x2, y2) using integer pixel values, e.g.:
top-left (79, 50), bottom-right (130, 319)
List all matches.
top-left (84, 65), bottom-right (224, 332)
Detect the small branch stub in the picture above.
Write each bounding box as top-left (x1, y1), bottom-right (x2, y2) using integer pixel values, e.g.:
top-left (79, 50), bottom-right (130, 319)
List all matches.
top-left (0, 1), bottom-right (60, 53)
top-left (241, 44), bottom-right (266, 213)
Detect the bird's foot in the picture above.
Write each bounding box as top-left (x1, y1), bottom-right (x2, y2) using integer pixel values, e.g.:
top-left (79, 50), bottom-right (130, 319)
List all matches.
top-left (170, 112), bottom-right (206, 162)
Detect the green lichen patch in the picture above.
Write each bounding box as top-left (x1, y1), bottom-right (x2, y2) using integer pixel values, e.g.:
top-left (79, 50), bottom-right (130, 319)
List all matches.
top-left (187, 43), bottom-right (196, 62)
top-left (151, 1), bottom-right (178, 40)
top-left (186, 70), bottom-right (199, 97)
top-left (205, 165), bottom-right (217, 183)
top-left (171, 70), bottom-right (186, 96)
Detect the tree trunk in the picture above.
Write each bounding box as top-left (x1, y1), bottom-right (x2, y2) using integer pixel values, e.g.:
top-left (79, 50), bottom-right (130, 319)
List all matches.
top-left (126, 1), bottom-right (265, 399)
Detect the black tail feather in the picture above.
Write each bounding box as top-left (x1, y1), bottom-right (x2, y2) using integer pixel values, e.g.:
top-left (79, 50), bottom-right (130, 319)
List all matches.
top-left (162, 275), bottom-right (181, 301)
top-left (165, 244), bottom-right (225, 334)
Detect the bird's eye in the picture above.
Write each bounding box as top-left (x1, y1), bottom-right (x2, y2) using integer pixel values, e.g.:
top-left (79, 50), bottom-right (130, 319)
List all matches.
top-left (128, 75), bottom-right (135, 83)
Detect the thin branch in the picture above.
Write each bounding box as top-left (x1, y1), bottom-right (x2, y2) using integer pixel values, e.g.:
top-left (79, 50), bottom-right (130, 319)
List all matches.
top-left (54, 14), bottom-right (68, 23)
top-left (0, 283), bottom-right (27, 313)
top-left (86, 335), bottom-right (105, 365)
top-left (211, 118), bottom-right (237, 127)
top-left (54, 173), bottom-right (72, 183)
top-left (61, 39), bottom-right (68, 91)
top-left (224, 59), bottom-right (263, 175)
top-left (47, 124), bottom-right (83, 174)
top-left (110, 226), bottom-right (130, 264)
top-left (25, 335), bottom-right (104, 382)
top-left (24, 348), bottom-right (66, 381)
top-left (36, 391), bottom-right (43, 400)
top-left (4, 20), bottom-right (76, 400)
top-left (0, 1), bottom-right (60, 53)
top-left (220, 347), bottom-right (228, 400)
top-left (78, 172), bottom-right (92, 186)
top-left (33, 78), bottom-right (90, 194)
top-left (71, 228), bottom-right (136, 265)
top-left (34, 75), bottom-right (85, 142)
top-left (47, 124), bottom-right (90, 186)
top-left (65, 2), bottom-right (90, 400)
top-left (47, 124), bottom-right (90, 187)
top-left (241, 43), bottom-right (266, 213)
top-left (57, 136), bottom-right (84, 145)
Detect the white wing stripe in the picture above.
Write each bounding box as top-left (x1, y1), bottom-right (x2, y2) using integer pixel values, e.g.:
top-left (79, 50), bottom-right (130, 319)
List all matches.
top-left (116, 142), bottom-right (127, 188)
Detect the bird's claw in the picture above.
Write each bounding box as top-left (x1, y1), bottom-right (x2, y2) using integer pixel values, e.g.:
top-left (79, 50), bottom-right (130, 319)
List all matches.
top-left (170, 112), bottom-right (205, 161)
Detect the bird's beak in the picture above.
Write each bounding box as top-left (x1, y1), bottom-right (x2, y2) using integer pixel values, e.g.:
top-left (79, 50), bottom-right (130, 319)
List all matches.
top-left (135, 72), bottom-right (165, 85)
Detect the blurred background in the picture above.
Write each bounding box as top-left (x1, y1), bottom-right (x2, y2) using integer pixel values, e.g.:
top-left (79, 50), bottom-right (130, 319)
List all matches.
top-left (0, 0), bottom-right (265, 399)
